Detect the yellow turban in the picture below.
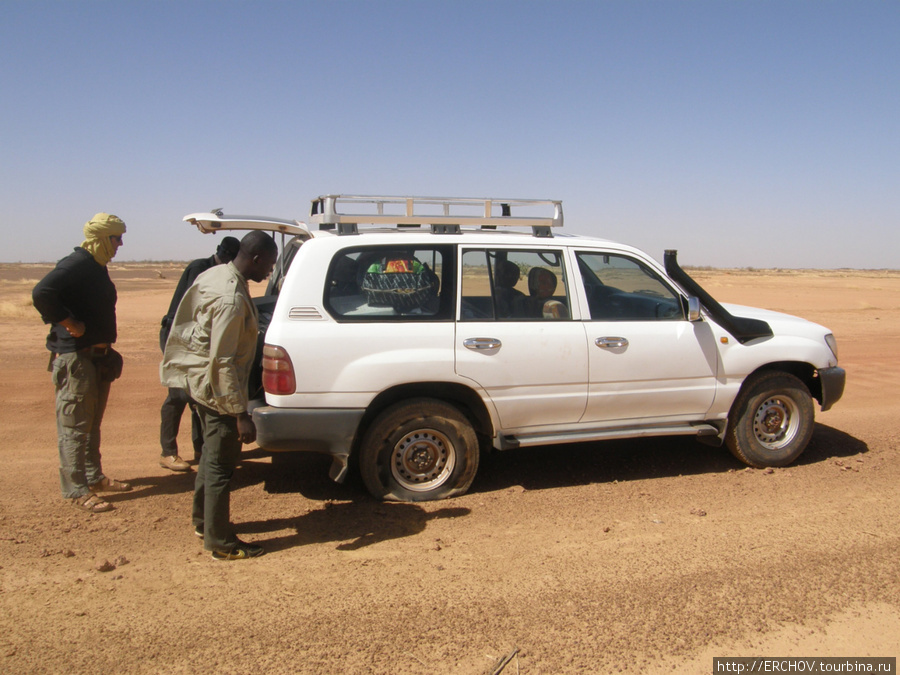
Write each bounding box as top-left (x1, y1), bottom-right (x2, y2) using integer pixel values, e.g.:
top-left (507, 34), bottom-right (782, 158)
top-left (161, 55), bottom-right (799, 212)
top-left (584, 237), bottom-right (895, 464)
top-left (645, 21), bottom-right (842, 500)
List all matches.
top-left (81, 213), bottom-right (126, 266)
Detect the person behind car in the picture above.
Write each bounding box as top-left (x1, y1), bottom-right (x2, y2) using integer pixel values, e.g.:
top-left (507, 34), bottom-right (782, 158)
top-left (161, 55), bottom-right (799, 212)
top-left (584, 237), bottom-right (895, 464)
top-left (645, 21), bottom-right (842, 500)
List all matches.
top-left (158, 236), bottom-right (240, 473)
top-left (32, 213), bottom-right (133, 513)
top-left (160, 231), bottom-right (278, 560)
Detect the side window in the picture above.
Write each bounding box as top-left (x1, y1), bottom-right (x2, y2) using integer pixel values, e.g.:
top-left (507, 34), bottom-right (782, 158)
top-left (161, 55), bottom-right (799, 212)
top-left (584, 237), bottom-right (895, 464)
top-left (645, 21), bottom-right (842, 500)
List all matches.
top-left (461, 249), bottom-right (570, 321)
top-left (577, 252), bottom-right (684, 321)
top-left (325, 246), bottom-right (448, 320)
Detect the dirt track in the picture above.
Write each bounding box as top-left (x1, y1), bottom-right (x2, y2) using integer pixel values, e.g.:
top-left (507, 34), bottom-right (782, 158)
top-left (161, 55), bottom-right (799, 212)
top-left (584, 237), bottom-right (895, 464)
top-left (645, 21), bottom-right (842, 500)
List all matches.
top-left (1, 264), bottom-right (898, 674)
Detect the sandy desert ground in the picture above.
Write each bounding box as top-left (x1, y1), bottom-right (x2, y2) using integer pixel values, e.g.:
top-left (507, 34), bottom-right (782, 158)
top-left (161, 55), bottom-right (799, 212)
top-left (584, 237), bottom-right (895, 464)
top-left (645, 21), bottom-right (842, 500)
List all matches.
top-left (0, 262), bottom-right (898, 674)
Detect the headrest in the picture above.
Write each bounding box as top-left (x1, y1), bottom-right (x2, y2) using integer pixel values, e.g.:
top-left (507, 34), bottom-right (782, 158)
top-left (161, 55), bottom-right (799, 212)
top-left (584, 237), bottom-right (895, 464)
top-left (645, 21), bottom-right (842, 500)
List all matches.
top-left (496, 260), bottom-right (520, 288)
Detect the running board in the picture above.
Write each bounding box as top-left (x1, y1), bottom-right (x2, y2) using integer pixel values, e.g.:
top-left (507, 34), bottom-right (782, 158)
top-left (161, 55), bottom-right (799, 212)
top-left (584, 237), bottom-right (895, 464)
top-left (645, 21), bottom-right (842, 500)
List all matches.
top-left (498, 422), bottom-right (720, 450)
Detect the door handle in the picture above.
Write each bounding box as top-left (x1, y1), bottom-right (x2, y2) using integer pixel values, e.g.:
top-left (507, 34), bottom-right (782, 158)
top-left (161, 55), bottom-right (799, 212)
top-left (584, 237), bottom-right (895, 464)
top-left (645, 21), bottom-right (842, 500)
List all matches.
top-left (595, 336), bottom-right (628, 349)
top-left (464, 337), bottom-right (502, 350)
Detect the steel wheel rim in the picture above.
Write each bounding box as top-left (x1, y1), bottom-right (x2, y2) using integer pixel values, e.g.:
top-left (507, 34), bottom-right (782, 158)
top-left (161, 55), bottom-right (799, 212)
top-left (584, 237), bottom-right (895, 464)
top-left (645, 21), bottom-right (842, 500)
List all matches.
top-left (390, 428), bottom-right (456, 492)
top-left (753, 395), bottom-right (799, 449)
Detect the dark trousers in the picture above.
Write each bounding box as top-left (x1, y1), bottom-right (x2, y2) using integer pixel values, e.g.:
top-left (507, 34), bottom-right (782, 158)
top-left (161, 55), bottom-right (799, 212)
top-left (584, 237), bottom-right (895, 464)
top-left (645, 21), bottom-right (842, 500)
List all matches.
top-left (159, 387), bottom-right (203, 459)
top-left (192, 405), bottom-right (241, 551)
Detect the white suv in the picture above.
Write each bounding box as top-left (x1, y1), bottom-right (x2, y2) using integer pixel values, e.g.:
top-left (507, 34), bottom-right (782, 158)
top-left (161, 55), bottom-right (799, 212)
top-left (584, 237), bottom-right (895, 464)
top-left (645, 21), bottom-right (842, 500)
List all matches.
top-left (184, 195), bottom-right (845, 502)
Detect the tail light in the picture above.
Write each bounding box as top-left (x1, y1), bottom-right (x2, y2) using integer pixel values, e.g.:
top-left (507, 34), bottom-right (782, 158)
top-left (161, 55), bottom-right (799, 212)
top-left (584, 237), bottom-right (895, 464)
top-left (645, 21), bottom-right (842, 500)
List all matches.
top-left (261, 344), bottom-right (296, 395)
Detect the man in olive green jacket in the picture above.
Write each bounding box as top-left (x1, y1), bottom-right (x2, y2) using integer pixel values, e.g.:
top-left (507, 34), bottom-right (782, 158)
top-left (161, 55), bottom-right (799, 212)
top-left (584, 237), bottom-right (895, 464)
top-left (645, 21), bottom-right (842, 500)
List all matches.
top-left (161, 231), bottom-right (278, 560)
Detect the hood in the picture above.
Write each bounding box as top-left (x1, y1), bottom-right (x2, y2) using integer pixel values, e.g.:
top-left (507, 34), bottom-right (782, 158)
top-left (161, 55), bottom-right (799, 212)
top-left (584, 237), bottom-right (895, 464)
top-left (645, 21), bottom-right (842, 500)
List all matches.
top-left (718, 303), bottom-right (830, 334)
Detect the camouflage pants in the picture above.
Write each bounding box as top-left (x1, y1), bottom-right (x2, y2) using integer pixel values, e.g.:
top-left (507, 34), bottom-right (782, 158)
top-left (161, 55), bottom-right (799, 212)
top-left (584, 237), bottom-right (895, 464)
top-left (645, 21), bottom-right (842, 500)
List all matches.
top-left (51, 352), bottom-right (111, 499)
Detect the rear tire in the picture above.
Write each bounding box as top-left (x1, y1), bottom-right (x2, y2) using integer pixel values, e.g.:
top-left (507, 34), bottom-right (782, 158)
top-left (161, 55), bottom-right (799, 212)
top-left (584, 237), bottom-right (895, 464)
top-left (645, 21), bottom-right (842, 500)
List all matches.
top-left (726, 371), bottom-right (815, 467)
top-left (359, 398), bottom-right (479, 501)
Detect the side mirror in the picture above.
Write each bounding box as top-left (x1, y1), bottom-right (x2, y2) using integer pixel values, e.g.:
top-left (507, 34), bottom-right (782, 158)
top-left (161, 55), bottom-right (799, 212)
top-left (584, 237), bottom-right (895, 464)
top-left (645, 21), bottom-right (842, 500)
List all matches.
top-left (687, 296), bottom-right (702, 322)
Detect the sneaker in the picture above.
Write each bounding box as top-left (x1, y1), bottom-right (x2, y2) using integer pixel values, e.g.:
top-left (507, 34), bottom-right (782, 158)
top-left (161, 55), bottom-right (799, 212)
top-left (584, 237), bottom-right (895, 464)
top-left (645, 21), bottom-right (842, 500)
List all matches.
top-left (159, 454), bottom-right (192, 472)
top-left (194, 527), bottom-right (203, 538)
top-left (211, 539), bottom-right (265, 561)
top-left (89, 477), bottom-right (132, 492)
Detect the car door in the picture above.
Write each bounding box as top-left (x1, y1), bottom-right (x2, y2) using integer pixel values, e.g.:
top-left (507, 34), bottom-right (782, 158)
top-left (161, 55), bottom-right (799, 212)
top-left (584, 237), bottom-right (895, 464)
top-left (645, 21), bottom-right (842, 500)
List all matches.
top-left (455, 248), bottom-right (589, 429)
top-left (576, 251), bottom-right (718, 423)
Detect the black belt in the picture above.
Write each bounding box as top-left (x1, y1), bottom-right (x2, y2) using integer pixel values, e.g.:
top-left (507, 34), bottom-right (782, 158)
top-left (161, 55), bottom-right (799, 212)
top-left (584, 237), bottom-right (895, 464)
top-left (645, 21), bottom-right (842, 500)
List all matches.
top-left (77, 345), bottom-right (110, 358)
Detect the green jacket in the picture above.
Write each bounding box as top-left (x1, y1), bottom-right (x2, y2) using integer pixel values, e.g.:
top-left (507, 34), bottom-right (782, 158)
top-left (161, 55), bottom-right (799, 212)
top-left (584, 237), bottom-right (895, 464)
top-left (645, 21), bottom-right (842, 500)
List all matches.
top-left (160, 263), bottom-right (258, 416)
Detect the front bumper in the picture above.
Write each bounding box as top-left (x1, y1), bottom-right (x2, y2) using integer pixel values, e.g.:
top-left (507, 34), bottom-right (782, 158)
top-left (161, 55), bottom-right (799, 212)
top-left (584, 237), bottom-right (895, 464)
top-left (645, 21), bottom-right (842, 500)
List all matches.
top-left (251, 405), bottom-right (365, 482)
top-left (817, 366), bottom-right (846, 412)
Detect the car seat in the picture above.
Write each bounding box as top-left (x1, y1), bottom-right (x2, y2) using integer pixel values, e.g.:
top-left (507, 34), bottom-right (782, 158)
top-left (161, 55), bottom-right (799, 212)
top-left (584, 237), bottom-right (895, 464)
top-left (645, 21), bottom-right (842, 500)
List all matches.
top-left (329, 256), bottom-right (359, 297)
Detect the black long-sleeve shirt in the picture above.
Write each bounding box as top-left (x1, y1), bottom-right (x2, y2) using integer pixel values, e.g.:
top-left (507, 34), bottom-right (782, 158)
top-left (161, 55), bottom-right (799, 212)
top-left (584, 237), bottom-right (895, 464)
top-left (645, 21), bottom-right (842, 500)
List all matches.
top-left (165, 255), bottom-right (217, 318)
top-left (32, 248), bottom-right (117, 353)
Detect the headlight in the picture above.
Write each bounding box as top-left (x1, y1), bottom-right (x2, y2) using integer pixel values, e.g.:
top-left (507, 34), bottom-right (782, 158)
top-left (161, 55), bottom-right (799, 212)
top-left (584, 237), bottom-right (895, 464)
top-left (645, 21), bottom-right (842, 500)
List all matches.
top-left (824, 333), bottom-right (838, 360)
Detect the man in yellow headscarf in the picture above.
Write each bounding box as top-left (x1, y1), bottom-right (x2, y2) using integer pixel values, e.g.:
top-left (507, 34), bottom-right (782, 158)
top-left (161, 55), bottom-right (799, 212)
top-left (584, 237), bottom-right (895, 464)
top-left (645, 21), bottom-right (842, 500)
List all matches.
top-left (81, 213), bottom-right (127, 267)
top-left (32, 213), bottom-right (133, 513)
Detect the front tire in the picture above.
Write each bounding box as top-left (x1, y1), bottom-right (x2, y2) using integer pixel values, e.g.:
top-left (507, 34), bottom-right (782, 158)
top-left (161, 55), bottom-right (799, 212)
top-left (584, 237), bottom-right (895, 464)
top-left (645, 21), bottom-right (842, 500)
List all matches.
top-left (726, 371), bottom-right (815, 467)
top-left (359, 398), bottom-right (480, 502)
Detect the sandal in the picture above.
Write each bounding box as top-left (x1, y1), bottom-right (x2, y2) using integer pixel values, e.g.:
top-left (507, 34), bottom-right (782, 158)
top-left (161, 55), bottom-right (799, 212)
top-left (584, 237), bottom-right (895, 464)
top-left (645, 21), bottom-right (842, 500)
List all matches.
top-left (71, 493), bottom-right (114, 513)
top-left (89, 477), bottom-right (132, 493)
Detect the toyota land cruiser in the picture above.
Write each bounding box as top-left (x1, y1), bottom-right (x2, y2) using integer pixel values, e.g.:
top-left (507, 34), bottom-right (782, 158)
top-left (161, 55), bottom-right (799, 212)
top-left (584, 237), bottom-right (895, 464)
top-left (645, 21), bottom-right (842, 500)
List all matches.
top-left (184, 195), bottom-right (845, 501)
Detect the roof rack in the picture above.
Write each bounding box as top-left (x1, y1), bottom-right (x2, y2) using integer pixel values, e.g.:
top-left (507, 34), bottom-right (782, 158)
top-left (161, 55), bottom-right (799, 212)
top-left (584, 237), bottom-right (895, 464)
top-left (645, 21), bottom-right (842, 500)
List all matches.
top-left (308, 195), bottom-right (563, 237)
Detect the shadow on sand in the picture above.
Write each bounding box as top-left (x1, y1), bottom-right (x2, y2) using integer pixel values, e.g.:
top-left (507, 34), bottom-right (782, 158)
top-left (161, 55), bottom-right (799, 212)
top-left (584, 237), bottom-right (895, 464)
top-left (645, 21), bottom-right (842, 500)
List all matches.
top-left (470, 422), bottom-right (868, 495)
top-left (245, 452), bottom-right (471, 552)
top-left (234, 501), bottom-right (470, 552)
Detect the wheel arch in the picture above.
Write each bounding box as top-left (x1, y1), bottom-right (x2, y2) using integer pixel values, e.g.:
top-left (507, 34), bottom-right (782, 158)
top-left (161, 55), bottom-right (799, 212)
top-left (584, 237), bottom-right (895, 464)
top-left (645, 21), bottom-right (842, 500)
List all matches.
top-left (724, 364), bottom-right (817, 467)
top-left (353, 382), bottom-right (493, 457)
top-left (711, 361), bottom-right (821, 447)
top-left (743, 361), bottom-right (822, 406)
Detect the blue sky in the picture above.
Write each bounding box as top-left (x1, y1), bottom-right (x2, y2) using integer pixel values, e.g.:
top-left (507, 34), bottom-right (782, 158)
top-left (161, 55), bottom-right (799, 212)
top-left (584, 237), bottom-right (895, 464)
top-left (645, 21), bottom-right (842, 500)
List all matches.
top-left (1, 1), bottom-right (897, 268)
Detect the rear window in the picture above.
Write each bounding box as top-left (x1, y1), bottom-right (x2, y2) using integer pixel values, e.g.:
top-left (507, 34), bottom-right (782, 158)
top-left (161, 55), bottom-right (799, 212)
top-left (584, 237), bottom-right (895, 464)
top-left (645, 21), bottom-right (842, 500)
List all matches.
top-left (324, 246), bottom-right (454, 320)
